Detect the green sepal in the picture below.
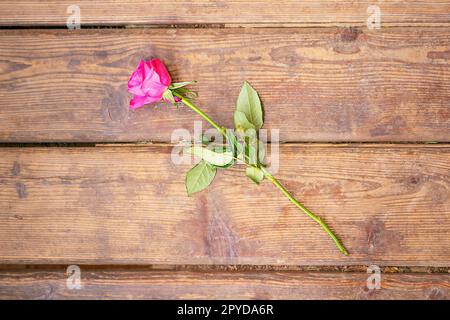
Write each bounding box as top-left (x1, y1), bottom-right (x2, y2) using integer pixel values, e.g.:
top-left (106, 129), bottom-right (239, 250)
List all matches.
top-left (169, 81), bottom-right (197, 90)
top-left (163, 89), bottom-right (177, 106)
top-left (174, 87), bottom-right (198, 99)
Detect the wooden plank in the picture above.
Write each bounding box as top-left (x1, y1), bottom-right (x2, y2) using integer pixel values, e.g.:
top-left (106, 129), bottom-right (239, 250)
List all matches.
top-left (0, 1), bottom-right (449, 27)
top-left (0, 270), bottom-right (448, 300)
top-left (0, 144), bottom-right (449, 266)
top-left (0, 28), bottom-right (449, 143)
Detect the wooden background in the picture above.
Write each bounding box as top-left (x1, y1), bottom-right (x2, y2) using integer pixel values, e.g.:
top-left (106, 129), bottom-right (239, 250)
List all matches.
top-left (0, 0), bottom-right (449, 299)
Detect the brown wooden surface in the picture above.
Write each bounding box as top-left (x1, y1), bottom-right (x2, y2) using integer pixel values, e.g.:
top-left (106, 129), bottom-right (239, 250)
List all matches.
top-left (0, 144), bottom-right (449, 266)
top-left (1, 0), bottom-right (449, 301)
top-left (1, 1), bottom-right (449, 27)
top-left (0, 28), bottom-right (449, 143)
top-left (0, 269), bottom-right (448, 300)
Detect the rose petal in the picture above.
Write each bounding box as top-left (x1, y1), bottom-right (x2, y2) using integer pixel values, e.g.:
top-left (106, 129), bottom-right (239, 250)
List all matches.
top-left (128, 60), bottom-right (146, 96)
top-left (128, 58), bottom-right (173, 109)
top-left (150, 59), bottom-right (171, 86)
top-left (129, 94), bottom-right (164, 110)
top-left (141, 79), bottom-right (167, 98)
top-left (129, 95), bottom-right (147, 110)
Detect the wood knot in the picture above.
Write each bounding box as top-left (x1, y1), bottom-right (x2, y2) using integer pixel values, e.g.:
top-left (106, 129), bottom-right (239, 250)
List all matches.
top-left (12, 161), bottom-right (21, 176)
top-left (15, 182), bottom-right (28, 199)
top-left (341, 27), bottom-right (362, 42)
top-left (365, 217), bottom-right (403, 254)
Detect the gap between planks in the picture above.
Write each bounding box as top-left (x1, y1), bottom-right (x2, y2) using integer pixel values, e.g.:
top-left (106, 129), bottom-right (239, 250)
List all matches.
top-left (1, 0), bottom-right (449, 27)
top-left (1, 23), bottom-right (450, 29)
top-left (1, 142), bottom-right (450, 148)
top-left (0, 264), bottom-right (449, 274)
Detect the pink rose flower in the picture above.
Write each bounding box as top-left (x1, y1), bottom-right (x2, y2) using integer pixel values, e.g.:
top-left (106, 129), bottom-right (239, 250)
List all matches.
top-left (127, 59), bottom-right (172, 109)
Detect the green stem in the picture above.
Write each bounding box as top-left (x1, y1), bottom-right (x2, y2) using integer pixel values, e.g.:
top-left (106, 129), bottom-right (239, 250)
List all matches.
top-left (173, 92), bottom-right (225, 136)
top-left (174, 92), bottom-right (348, 256)
top-left (260, 167), bottom-right (348, 256)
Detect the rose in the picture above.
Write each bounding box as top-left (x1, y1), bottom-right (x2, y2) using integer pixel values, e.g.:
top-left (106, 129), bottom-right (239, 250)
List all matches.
top-left (127, 59), bottom-right (348, 255)
top-left (127, 59), bottom-right (172, 109)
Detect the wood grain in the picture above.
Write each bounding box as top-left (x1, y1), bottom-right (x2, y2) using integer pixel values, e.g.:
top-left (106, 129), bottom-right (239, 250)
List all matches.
top-left (0, 1), bottom-right (449, 27)
top-left (0, 28), bottom-right (449, 143)
top-left (0, 269), bottom-right (448, 300)
top-left (0, 144), bottom-right (449, 266)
